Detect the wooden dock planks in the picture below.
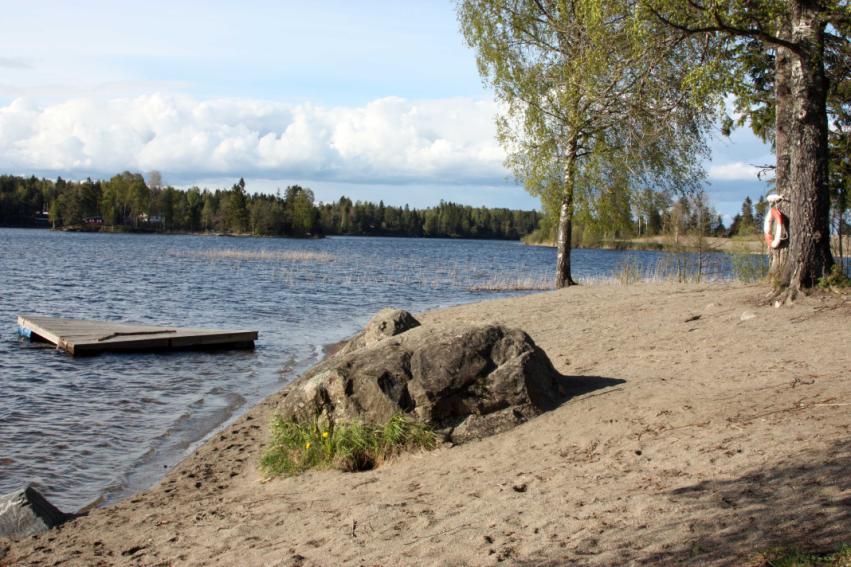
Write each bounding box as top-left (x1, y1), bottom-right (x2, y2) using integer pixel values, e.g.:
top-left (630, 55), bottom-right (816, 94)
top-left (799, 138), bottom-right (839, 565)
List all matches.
top-left (17, 314), bottom-right (258, 355)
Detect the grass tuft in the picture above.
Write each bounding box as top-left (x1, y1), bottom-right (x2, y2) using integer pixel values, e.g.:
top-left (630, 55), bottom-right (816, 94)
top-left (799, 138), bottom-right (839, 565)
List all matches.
top-left (470, 276), bottom-right (553, 292)
top-left (752, 544), bottom-right (851, 567)
top-left (730, 251), bottom-right (769, 283)
top-left (616, 257), bottom-right (643, 285)
top-left (261, 414), bottom-right (438, 477)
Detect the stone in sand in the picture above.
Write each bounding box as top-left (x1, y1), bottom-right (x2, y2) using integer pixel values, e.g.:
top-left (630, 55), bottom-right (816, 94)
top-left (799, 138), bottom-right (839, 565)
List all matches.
top-left (0, 486), bottom-right (70, 539)
top-left (278, 314), bottom-right (562, 443)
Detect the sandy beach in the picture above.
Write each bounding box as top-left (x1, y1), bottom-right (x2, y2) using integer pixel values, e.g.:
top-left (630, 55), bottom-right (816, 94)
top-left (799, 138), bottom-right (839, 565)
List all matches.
top-left (3, 282), bottom-right (849, 566)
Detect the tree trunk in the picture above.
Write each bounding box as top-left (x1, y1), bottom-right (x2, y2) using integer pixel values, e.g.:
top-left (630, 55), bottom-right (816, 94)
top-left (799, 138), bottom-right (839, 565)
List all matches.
top-left (555, 139), bottom-right (578, 288)
top-left (770, 17), bottom-right (792, 286)
top-left (839, 196), bottom-right (845, 274)
top-left (836, 195), bottom-right (847, 274)
top-left (780, 1), bottom-right (834, 291)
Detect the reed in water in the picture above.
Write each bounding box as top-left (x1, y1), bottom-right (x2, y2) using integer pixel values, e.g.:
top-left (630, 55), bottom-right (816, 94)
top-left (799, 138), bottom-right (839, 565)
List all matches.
top-left (173, 248), bottom-right (334, 262)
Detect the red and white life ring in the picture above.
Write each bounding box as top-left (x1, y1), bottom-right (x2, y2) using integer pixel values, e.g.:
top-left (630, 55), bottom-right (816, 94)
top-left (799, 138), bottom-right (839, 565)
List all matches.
top-left (763, 207), bottom-right (787, 249)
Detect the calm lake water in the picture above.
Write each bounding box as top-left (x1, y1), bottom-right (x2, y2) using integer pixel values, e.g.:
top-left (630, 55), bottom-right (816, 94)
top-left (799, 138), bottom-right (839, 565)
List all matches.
top-left (0, 228), bottom-right (735, 511)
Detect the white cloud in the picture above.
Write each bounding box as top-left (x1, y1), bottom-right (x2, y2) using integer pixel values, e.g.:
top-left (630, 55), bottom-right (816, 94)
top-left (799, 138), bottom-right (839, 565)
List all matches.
top-left (0, 94), bottom-right (507, 185)
top-left (708, 161), bottom-right (766, 181)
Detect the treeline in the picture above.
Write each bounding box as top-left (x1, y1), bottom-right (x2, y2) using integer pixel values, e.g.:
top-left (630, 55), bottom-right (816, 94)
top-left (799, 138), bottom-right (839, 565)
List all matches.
top-left (526, 188), bottom-right (728, 246)
top-left (527, 190), bottom-right (791, 247)
top-left (317, 198), bottom-right (538, 239)
top-left (0, 172), bottom-right (540, 240)
top-left (729, 196), bottom-right (768, 237)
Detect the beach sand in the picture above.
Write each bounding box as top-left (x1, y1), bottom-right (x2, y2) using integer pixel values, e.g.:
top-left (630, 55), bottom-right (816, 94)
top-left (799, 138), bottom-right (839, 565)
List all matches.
top-left (3, 282), bottom-right (849, 566)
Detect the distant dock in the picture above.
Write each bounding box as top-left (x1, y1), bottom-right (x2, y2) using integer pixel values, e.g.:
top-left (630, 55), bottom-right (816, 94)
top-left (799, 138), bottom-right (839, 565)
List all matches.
top-left (17, 315), bottom-right (258, 356)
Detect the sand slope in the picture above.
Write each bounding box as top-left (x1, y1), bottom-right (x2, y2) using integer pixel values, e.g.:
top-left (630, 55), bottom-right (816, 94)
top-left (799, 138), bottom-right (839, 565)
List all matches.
top-left (3, 283), bottom-right (849, 566)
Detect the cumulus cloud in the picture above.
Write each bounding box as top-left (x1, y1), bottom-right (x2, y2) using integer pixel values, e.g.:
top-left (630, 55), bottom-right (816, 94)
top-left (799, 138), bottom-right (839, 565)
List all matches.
top-left (708, 161), bottom-right (765, 181)
top-left (0, 94), bottom-right (507, 184)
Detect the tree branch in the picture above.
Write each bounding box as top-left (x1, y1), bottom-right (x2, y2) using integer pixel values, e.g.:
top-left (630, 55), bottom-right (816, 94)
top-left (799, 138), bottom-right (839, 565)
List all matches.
top-left (643, 2), bottom-right (802, 54)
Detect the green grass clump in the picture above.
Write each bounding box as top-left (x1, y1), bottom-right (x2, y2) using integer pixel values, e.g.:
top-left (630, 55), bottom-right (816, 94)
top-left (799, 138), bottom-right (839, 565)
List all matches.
top-left (754, 544), bottom-right (851, 567)
top-left (260, 414), bottom-right (438, 477)
top-left (818, 265), bottom-right (851, 289)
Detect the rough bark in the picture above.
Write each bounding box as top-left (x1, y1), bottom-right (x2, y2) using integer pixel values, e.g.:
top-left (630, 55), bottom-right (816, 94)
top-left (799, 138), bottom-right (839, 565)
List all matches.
top-left (781, 1), bottom-right (834, 291)
top-left (839, 202), bottom-right (845, 273)
top-left (555, 139), bottom-right (578, 289)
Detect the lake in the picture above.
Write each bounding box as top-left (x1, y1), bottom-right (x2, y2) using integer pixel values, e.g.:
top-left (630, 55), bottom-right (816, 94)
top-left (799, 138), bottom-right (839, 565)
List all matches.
top-left (0, 228), bottom-right (735, 511)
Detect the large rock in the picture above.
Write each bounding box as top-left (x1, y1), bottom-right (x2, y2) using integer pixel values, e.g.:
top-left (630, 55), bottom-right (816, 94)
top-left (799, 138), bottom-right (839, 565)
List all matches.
top-left (0, 486), bottom-right (70, 540)
top-left (278, 315), bottom-right (562, 443)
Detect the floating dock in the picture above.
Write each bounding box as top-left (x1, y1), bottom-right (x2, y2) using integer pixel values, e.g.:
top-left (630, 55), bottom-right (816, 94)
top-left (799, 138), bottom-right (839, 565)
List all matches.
top-left (17, 315), bottom-right (258, 356)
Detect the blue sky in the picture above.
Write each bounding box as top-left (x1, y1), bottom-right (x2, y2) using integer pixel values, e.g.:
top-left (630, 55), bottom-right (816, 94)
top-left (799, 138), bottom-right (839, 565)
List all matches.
top-left (0, 0), bottom-right (773, 221)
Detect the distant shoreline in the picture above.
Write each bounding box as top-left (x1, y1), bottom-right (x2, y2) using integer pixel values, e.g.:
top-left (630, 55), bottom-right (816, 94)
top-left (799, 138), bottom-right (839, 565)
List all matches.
top-left (0, 224), bottom-right (531, 242)
top-left (524, 234), bottom-right (851, 257)
top-left (523, 235), bottom-right (766, 253)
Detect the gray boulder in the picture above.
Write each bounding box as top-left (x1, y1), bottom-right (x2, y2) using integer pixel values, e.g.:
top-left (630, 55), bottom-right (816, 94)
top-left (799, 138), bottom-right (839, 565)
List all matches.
top-left (0, 486), bottom-right (69, 540)
top-left (278, 319), bottom-right (562, 443)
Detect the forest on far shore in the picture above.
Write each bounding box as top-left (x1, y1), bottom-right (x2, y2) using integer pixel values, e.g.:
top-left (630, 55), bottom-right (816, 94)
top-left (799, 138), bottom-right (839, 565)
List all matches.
top-left (0, 172), bottom-right (541, 240)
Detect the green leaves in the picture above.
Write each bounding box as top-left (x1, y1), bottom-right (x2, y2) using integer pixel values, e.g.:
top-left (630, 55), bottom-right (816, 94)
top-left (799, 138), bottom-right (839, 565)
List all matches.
top-left (458, 0), bottom-right (711, 230)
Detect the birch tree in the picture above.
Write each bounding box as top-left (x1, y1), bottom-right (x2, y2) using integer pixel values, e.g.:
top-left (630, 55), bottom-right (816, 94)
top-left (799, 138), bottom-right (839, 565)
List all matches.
top-left (459, 0), bottom-right (710, 287)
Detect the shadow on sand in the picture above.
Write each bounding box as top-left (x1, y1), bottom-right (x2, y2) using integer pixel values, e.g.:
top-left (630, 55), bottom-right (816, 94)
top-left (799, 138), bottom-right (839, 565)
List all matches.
top-left (530, 372), bottom-right (626, 413)
top-left (644, 438), bottom-right (851, 565)
top-left (517, 438), bottom-right (849, 565)
top-left (556, 374), bottom-right (626, 400)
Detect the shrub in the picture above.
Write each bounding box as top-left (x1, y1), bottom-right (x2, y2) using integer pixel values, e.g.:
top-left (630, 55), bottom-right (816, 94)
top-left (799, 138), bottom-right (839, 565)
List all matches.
top-left (818, 265), bottom-right (851, 289)
top-left (261, 414), bottom-right (438, 477)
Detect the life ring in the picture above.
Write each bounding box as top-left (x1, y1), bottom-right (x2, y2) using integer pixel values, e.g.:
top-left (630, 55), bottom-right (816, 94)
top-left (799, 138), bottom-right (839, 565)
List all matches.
top-left (763, 207), bottom-right (787, 249)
